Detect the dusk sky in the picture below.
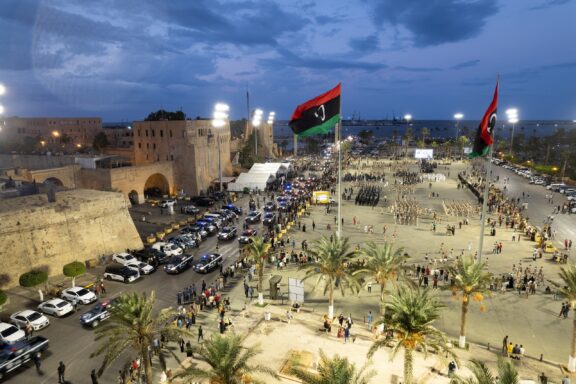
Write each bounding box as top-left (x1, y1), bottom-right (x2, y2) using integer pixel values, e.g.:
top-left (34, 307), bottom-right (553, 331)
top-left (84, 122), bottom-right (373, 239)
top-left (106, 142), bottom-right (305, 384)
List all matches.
top-left (1, 0), bottom-right (575, 121)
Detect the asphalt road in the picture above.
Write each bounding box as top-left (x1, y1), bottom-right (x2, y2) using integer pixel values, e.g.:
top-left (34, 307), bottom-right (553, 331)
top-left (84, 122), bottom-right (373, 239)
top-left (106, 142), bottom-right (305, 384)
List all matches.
top-left (3, 197), bottom-right (258, 384)
top-left (490, 164), bottom-right (576, 250)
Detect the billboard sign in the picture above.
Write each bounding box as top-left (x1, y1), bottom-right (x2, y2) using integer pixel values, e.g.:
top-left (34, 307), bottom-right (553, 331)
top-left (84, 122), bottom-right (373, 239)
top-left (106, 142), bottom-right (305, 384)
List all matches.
top-left (414, 149), bottom-right (434, 159)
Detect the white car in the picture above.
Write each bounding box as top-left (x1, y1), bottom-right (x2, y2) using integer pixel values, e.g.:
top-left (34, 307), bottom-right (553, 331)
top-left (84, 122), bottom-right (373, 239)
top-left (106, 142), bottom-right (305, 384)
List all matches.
top-left (38, 298), bottom-right (74, 317)
top-left (151, 242), bottom-right (183, 256)
top-left (0, 322), bottom-right (26, 344)
top-left (61, 287), bottom-right (97, 304)
top-left (10, 310), bottom-right (50, 331)
top-left (129, 261), bottom-right (155, 275)
top-left (112, 252), bottom-right (139, 266)
top-left (159, 199), bottom-right (176, 208)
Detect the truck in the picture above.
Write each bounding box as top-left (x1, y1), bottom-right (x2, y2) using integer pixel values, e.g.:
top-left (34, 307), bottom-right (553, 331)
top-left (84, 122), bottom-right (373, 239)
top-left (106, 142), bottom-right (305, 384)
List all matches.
top-left (0, 336), bottom-right (49, 381)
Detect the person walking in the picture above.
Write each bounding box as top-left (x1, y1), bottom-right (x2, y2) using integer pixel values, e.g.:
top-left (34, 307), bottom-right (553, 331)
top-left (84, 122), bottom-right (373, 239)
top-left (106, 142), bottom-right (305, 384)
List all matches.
top-left (367, 311), bottom-right (373, 330)
top-left (57, 361), bottom-right (66, 383)
top-left (179, 337), bottom-right (185, 353)
top-left (502, 335), bottom-right (508, 356)
top-left (32, 352), bottom-right (41, 374)
top-left (91, 368), bottom-right (99, 384)
top-left (198, 325), bottom-right (204, 343)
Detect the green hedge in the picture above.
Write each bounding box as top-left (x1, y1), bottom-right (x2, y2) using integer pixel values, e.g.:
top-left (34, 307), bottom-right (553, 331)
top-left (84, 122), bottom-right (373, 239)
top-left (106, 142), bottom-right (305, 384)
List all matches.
top-left (63, 261), bottom-right (86, 279)
top-left (0, 290), bottom-right (7, 306)
top-left (19, 270), bottom-right (48, 288)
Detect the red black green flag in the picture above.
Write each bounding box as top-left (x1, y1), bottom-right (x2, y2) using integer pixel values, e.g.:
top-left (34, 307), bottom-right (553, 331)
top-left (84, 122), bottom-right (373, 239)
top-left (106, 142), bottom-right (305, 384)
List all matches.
top-left (289, 83), bottom-right (341, 137)
top-left (469, 81), bottom-right (499, 158)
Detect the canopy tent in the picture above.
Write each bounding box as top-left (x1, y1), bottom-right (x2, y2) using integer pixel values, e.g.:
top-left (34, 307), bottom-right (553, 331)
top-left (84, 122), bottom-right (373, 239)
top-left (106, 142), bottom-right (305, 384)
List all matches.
top-left (227, 172), bottom-right (276, 192)
top-left (248, 162), bottom-right (293, 178)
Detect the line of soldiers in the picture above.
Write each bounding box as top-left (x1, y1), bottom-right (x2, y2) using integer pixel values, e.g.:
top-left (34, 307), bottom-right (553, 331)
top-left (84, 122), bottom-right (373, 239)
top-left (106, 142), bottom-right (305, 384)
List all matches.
top-left (391, 198), bottom-right (420, 225)
top-left (355, 185), bottom-right (381, 206)
top-left (393, 170), bottom-right (421, 185)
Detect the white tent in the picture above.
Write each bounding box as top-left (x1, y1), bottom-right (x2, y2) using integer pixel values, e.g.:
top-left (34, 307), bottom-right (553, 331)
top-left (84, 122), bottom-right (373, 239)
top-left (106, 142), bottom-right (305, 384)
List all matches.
top-left (227, 172), bottom-right (276, 192)
top-left (248, 162), bottom-right (293, 177)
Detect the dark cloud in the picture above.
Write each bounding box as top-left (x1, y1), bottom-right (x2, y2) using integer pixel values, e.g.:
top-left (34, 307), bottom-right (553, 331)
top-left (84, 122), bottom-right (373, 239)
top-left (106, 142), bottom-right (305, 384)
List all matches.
top-left (349, 35), bottom-right (379, 53)
top-left (267, 48), bottom-right (386, 71)
top-left (315, 14), bottom-right (346, 25)
top-left (530, 0), bottom-right (572, 10)
top-left (451, 59), bottom-right (481, 70)
top-left (395, 66), bottom-right (442, 72)
top-left (366, 0), bottom-right (499, 47)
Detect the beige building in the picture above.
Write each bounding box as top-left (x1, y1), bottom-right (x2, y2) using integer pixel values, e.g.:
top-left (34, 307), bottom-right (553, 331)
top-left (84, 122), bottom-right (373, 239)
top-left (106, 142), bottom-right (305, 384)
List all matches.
top-left (2, 117), bottom-right (102, 149)
top-left (133, 119), bottom-right (232, 195)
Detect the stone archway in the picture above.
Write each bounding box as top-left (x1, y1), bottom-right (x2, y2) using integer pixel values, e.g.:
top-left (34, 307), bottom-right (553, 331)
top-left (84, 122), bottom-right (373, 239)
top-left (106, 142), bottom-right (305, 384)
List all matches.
top-left (144, 173), bottom-right (170, 198)
top-left (128, 190), bottom-right (139, 205)
top-left (43, 177), bottom-right (64, 187)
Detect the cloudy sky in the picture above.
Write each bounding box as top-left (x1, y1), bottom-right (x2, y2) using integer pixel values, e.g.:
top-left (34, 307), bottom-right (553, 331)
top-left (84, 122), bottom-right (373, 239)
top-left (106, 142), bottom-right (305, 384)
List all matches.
top-left (1, 0), bottom-right (575, 121)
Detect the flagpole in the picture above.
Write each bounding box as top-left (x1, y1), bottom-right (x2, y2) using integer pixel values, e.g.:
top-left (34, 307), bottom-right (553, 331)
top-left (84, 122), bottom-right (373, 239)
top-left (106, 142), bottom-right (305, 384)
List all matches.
top-left (294, 134), bottom-right (298, 156)
top-left (337, 84), bottom-right (342, 238)
top-left (477, 76), bottom-right (499, 262)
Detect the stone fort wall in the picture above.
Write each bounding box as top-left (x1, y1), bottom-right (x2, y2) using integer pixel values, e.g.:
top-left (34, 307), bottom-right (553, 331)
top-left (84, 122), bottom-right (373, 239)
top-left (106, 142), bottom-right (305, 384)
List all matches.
top-left (0, 189), bottom-right (143, 288)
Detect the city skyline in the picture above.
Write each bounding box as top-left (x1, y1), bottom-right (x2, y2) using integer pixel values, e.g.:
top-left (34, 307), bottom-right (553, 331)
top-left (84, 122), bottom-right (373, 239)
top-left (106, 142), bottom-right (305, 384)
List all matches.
top-left (1, 0), bottom-right (576, 121)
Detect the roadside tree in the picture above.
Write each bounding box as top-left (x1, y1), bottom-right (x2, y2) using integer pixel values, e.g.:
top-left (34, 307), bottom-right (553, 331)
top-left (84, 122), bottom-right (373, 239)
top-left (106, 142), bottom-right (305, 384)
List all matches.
top-left (63, 261), bottom-right (86, 287)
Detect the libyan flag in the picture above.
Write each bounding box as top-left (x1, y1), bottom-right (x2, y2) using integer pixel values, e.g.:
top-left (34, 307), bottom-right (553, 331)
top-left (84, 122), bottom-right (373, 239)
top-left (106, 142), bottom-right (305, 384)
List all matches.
top-left (289, 83), bottom-right (341, 137)
top-left (469, 81), bottom-right (499, 158)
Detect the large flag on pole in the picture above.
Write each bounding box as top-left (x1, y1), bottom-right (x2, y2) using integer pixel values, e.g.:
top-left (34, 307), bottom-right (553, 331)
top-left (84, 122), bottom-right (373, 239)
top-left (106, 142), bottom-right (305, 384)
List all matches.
top-left (469, 81), bottom-right (499, 158)
top-left (289, 83), bottom-right (341, 137)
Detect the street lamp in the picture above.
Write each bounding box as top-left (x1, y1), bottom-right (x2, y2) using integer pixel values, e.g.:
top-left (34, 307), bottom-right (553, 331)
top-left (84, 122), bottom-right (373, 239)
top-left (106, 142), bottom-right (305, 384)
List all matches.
top-left (454, 113), bottom-right (464, 138)
top-left (506, 108), bottom-right (519, 157)
top-left (212, 103), bottom-right (229, 192)
top-left (0, 83), bottom-right (5, 118)
top-left (403, 114), bottom-right (412, 158)
top-left (252, 108), bottom-right (263, 157)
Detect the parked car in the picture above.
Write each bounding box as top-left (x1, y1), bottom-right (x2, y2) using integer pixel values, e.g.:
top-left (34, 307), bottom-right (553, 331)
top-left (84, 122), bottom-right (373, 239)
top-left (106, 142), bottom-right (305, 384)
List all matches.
top-left (104, 265), bottom-right (141, 283)
top-left (192, 197), bottom-right (215, 207)
top-left (112, 252), bottom-right (139, 266)
top-left (263, 212), bottom-right (277, 226)
top-left (61, 287), bottom-right (97, 304)
top-left (245, 211), bottom-right (262, 224)
top-left (216, 209), bottom-right (236, 221)
top-left (238, 229), bottom-right (257, 245)
top-left (133, 248), bottom-right (170, 265)
top-left (158, 199), bottom-right (177, 208)
top-left (151, 242), bottom-right (183, 256)
top-left (0, 323), bottom-right (26, 344)
top-left (129, 261), bottom-right (155, 275)
top-left (10, 310), bottom-right (50, 331)
top-left (37, 299), bottom-right (74, 317)
top-left (164, 254), bottom-right (194, 274)
top-left (183, 225), bottom-right (208, 240)
top-left (195, 220), bottom-right (218, 235)
top-left (194, 254), bottom-right (223, 274)
top-left (80, 299), bottom-right (115, 328)
top-left (217, 226), bottom-right (237, 241)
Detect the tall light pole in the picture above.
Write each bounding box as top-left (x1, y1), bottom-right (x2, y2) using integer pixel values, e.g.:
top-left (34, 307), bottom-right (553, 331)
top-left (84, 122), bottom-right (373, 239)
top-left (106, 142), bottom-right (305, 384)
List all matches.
top-left (403, 114), bottom-right (412, 158)
top-left (506, 108), bottom-right (519, 157)
top-left (0, 83), bottom-right (6, 122)
top-left (267, 111), bottom-right (275, 157)
top-left (252, 108), bottom-right (263, 157)
top-left (212, 103), bottom-right (229, 192)
top-left (454, 113), bottom-right (464, 138)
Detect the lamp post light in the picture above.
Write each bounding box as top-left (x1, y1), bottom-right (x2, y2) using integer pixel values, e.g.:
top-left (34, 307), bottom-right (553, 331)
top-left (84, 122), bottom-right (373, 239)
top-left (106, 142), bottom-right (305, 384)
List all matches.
top-left (506, 108), bottom-right (519, 157)
top-left (212, 103), bottom-right (230, 192)
top-left (0, 83), bottom-right (5, 122)
top-left (252, 108), bottom-right (263, 157)
top-left (267, 111), bottom-right (275, 157)
top-left (454, 113), bottom-right (464, 138)
top-left (403, 114), bottom-right (412, 158)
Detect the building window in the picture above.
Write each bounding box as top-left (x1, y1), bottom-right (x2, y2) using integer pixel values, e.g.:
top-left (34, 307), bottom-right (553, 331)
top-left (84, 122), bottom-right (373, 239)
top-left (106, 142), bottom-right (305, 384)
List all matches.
top-left (166, 156), bottom-right (169, 161)
top-left (137, 129), bottom-right (141, 137)
top-left (171, 154), bottom-right (174, 161)
top-left (157, 155), bottom-right (160, 161)
top-left (153, 143), bottom-right (156, 149)
top-left (145, 130), bottom-right (149, 137)
top-left (146, 143), bottom-right (149, 149)
top-left (169, 130), bottom-right (173, 138)
top-left (138, 143), bottom-right (142, 148)
top-left (152, 129), bottom-right (155, 137)
top-left (146, 154), bottom-right (149, 160)
top-left (160, 130), bottom-right (163, 137)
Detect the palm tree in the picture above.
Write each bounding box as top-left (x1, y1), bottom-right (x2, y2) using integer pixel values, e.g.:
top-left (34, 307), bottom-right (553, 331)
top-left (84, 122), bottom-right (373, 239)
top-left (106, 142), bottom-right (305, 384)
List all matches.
top-left (246, 236), bottom-right (269, 305)
top-left (450, 358), bottom-right (518, 384)
top-left (550, 265), bottom-right (576, 371)
top-left (174, 333), bottom-right (278, 383)
top-left (299, 236), bottom-right (360, 319)
top-left (421, 127), bottom-right (430, 143)
top-left (91, 291), bottom-right (190, 382)
top-left (446, 256), bottom-right (492, 348)
top-left (353, 242), bottom-right (408, 316)
top-left (368, 286), bottom-right (454, 384)
top-left (291, 349), bottom-right (375, 384)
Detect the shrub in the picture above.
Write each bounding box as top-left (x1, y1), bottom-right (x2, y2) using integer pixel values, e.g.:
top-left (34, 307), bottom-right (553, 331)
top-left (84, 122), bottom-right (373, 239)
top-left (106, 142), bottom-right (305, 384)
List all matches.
top-left (19, 270), bottom-right (48, 288)
top-left (63, 261), bottom-right (86, 279)
top-left (0, 290), bottom-right (7, 306)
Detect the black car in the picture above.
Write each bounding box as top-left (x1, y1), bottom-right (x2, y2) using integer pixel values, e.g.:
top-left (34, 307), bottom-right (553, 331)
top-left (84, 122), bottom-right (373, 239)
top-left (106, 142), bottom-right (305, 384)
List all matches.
top-left (191, 196), bottom-right (215, 207)
top-left (217, 226), bottom-right (237, 240)
top-left (222, 204), bottom-right (243, 215)
top-left (263, 212), bottom-right (276, 226)
top-left (194, 254), bottom-right (223, 273)
top-left (264, 202), bottom-right (277, 211)
top-left (80, 299), bottom-right (115, 328)
top-left (164, 254), bottom-right (194, 274)
top-left (133, 248), bottom-right (170, 265)
top-left (245, 211), bottom-right (262, 224)
top-left (0, 336), bottom-right (49, 380)
top-left (238, 229), bottom-right (257, 244)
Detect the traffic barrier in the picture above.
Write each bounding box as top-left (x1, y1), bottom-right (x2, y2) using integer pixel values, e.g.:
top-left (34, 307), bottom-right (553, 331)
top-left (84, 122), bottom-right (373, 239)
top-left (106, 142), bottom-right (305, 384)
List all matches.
top-left (165, 227), bottom-right (173, 234)
top-left (147, 236), bottom-right (156, 244)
